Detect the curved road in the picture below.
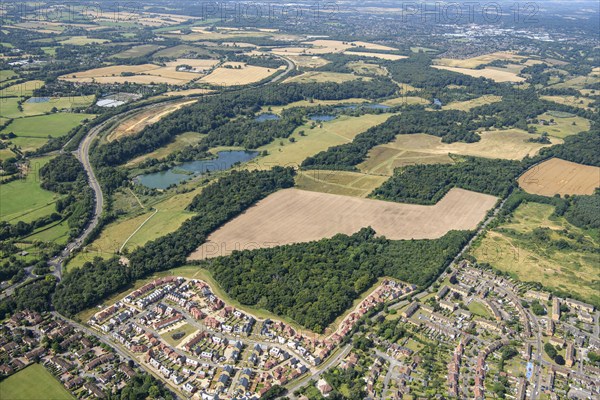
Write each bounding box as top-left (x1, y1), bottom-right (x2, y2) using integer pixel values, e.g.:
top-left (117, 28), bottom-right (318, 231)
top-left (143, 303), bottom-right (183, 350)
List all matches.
top-left (49, 55), bottom-right (296, 279)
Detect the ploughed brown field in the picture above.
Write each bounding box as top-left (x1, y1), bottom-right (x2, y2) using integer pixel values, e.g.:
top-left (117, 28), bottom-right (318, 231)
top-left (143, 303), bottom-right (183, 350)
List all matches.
top-left (189, 188), bottom-right (498, 260)
top-left (519, 158), bottom-right (600, 196)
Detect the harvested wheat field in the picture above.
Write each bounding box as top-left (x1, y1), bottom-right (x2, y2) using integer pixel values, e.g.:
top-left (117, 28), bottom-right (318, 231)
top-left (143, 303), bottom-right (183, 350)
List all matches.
top-left (60, 63), bottom-right (206, 85)
top-left (189, 188), bottom-right (497, 259)
top-left (343, 51), bottom-right (407, 60)
top-left (519, 158), bottom-right (600, 196)
top-left (107, 100), bottom-right (196, 142)
top-left (432, 65), bottom-right (525, 83)
top-left (434, 52), bottom-right (526, 68)
top-left (200, 62), bottom-right (283, 86)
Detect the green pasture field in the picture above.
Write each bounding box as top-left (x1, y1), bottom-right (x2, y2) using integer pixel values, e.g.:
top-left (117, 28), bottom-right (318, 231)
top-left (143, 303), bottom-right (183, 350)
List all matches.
top-left (0, 364), bottom-right (74, 400)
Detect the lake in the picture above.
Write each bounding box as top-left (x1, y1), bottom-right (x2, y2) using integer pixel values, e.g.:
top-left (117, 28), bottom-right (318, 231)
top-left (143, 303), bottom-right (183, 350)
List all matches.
top-left (135, 150), bottom-right (259, 189)
top-left (309, 114), bottom-right (336, 122)
top-left (255, 113), bottom-right (280, 122)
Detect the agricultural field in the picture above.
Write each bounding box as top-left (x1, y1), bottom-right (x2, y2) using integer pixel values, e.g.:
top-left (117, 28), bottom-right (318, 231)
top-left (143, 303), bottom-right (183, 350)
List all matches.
top-left (442, 95), bottom-right (502, 111)
top-left (59, 63), bottom-right (207, 85)
top-left (518, 158), bottom-right (600, 196)
top-left (273, 39), bottom-right (398, 56)
top-left (200, 62), bottom-right (283, 86)
top-left (358, 130), bottom-right (558, 176)
top-left (432, 65), bottom-right (525, 83)
top-left (434, 52), bottom-right (527, 68)
top-left (112, 44), bottom-right (164, 58)
top-left (0, 96), bottom-right (94, 119)
top-left (343, 51), bottom-right (407, 60)
top-left (163, 88), bottom-right (213, 97)
top-left (58, 36), bottom-right (109, 45)
top-left (285, 71), bottom-right (367, 84)
top-left (471, 202), bottom-right (600, 306)
top-left (251, 113), bottom-right (395, 169)
top-left (532, 112), bottom-right (591, 138)
top-left (263, 98), bottom-right (370, 114)
top-left (0, 69), bottom-right (16, 82)
top-left (106, 99), bottom-right (197, 142)
top-left (381, 96), bottom-right (429, 106)
top-left (189, 188), bottom-right (497, 260)
top-left (0, 364), bottom-right (73, 400)
top-left (0, 156), bottom-right (61, 224)
top-left (1, 113), bottom-right (95, 152)
top-left (295, 170), bottom-right (388, 197)
top-left (1, 80), bottom-right (44, 97)
top-left (152, 44), bottom-right (214, 59)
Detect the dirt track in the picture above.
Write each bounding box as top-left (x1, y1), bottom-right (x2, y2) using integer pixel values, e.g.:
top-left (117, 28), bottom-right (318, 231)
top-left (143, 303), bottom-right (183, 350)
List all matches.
top-left (189, 188), bottom-right (498, 260)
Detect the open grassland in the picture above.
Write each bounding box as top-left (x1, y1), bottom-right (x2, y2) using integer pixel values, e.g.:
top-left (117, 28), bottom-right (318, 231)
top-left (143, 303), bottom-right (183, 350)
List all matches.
top-left (67, 186), bottom-right (203, 269)
top-left (552, 75), bottom-right (598, 90)
top-left (112, 44), bottom-right (164, 58)
top-left (468, 300), bottom-right (493, 319)
top-left (27, 219), bottom-right (70, 245)
top-left (263, 98), bottom-right (369, 114)
top-left (250, 114), bottom-right (395, 169)
top-left (107, 99), bottom-right (197, 142)
top-left (433, 65), bottom-right (525, 83)
top-left (127, 132), bottom-right (206, 165)
top-left (442, 95), bottom-right (502, 111)
top-left (0, 156), bottom-right (61, 224)
top-left (1, 80), bottom-right (44, 97)
top-left (532, 112), bottom-right (591, 138)
top-left (273, 39), bottom-right (398, 56)
top-left (358, 130), bottom-right (558, 176)
top-left (153, 44), bottom-right (213, 59)
top-left (471, 202), bottom-right (600, 306)
top-left (0, 96), bottom-right (94, 119)
top-left (0, 69), bottom-right (16, 82)
top-left (519, 158), bottom-right (600, 196)
top-left (541, 95), bottom-right (595, 111)
top-left (0, 148), bottom-right (16, 161)
top-left (1, 113), bottom-right (94, 151)
top-left (434, 52), bottom-right (527, 68)
top-left (0, 364), bottom-right (73, 400)
top-left (285, 71), bottom-right (367, 84)
top-left (23, 96), bottom-right (95, 115)
top-left (189, 188), bottom-right (497, 260)
top-left (382, 96), bottom-right (429, 106)
top-left (285, 55), bottom-right (330, 68)
top-left (59, 36), bottom-right (108, 45)
top-left (347, 61), bottom-right (388, 76)
top-left (163, 88), bottom-right (213, 97)
top-left (200, 62), bottom-right (282, 86)
top-left (295, 170), bottom-right (388, 197)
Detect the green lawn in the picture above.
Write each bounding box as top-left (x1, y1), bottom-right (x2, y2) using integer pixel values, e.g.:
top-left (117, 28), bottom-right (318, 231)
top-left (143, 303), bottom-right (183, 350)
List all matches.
top-left (0, 96), bottom-right (94, 119)
top-left (468, 300), bottom-right (492, 319)
top-left (0, 364), bottom-right (74, 400)
top-left (0, 155), bottom-right (62, 223)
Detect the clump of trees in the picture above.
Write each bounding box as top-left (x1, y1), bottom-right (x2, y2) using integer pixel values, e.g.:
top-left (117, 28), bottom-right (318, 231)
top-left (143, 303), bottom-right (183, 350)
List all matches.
top-left (205, 228), bottom-right (471, 332)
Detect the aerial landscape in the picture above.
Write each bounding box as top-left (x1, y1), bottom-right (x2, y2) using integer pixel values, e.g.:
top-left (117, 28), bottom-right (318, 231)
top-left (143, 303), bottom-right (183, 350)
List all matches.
top-left (0, 1), bottom-right (598, 399)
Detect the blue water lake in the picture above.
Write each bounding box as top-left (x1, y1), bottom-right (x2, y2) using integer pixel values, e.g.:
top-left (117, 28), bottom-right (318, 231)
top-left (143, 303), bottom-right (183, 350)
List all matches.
top-left (135, 150), bottom-right (259, 189)
top-left (255, 113), bottom-right (280, 122)
top-left (26, 97), bottom-right (50, 103)
top-left (309, 114), bottom-right (336, 122)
